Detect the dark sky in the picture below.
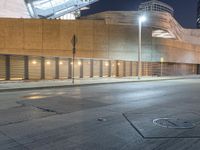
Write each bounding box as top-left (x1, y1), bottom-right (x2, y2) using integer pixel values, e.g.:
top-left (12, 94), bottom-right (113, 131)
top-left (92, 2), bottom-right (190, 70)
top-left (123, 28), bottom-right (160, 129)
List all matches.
top-left (83, 0), bottom-right (198, 29)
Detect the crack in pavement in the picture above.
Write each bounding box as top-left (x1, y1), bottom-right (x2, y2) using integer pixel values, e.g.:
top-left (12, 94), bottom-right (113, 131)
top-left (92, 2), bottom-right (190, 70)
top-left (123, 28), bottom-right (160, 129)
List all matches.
top-left (0, 130), bottom-right (30, 150)
top-left (122, 113), bottom-right (200, 139)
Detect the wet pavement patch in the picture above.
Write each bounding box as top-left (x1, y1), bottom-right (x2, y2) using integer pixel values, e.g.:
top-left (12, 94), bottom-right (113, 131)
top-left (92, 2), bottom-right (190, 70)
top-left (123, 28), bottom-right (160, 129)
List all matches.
top-left (18, 96), bottom-right (109, 114)
top-left (0, 106), bottom-right (56, 126)
top-left (123, 112), bottom-right (200, 139)
top-left (23, 95), bottom-right (49, 100)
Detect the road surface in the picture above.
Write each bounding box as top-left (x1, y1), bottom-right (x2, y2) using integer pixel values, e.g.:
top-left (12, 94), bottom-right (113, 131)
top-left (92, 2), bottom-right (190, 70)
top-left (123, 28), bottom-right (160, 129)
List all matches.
top-left (0, 79), bottom-right (200, 150)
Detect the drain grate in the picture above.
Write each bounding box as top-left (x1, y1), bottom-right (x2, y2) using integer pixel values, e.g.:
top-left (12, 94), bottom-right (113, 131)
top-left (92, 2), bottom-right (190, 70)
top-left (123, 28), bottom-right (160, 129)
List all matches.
top-left (153, 118), bottom-right (196, 129)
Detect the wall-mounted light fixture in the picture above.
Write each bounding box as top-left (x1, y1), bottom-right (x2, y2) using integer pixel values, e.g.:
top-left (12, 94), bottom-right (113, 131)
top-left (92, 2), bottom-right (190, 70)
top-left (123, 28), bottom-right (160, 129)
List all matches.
top-left (32, 60), bottom-right (37, 65)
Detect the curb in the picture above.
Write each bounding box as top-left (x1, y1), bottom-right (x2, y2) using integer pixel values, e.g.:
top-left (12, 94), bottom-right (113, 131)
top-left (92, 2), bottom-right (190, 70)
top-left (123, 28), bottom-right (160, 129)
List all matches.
top-left (0, 76), bottom-right (198, 93)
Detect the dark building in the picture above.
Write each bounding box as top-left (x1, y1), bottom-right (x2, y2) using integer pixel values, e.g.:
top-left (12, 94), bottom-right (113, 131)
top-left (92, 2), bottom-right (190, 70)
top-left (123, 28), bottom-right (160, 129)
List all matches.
top-left (197, 0), bottom-right (200, 28)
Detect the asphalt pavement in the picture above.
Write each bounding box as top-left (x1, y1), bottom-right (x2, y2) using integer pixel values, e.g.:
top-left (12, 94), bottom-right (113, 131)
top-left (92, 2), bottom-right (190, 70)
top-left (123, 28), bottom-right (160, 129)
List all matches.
top-left (0, 78), bottom-right (200, 149)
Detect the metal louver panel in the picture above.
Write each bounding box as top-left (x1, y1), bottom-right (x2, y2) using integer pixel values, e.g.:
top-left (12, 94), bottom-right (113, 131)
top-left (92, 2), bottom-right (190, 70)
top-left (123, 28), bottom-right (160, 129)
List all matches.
top-left (0, 55), bottom-right (6, 80)
top-left (111, 60), bottom-right (116, 77)
top-left (132, 62), bottom-right (138, 76)
top-left (45, 58), bottom-right (56, 79)
top-left (93, 60), bottom-right (100, 77)
top-left (103, 60), bottom-right (109, 77)
top-left (83, 59), bottom-right (90, 78)
top-left (73, 60), bottom-right (80, 78)
top-left (59, 58), bottom-right (68, 79)
top-left (151, 62), bottom-right (161, 76)
top-left (29, 57), bottom-right (41, 80)
top-left (125, 61), bottom-right (131, 77)
top-left (142, 62), bottom-right (150, 76)
top-left (10, 56), bottom-right (24, 80)
top-left (118, 60), bottom-right (124, 77)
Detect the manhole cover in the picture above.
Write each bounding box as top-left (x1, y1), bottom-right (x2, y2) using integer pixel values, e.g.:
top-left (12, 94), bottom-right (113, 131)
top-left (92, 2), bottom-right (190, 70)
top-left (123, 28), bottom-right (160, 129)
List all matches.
top-left (153, 118), bottom-right (196, 129)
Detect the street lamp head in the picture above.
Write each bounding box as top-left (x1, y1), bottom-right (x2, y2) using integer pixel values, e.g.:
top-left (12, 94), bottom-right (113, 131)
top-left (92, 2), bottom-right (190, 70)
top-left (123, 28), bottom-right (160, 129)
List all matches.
top-left (139, 15), bottom-right (146, 23)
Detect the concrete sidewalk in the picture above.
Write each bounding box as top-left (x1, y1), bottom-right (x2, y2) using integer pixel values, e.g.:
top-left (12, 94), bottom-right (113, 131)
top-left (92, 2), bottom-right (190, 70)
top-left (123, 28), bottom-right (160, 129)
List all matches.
top-left (0, 75), bottom-right (199, 92)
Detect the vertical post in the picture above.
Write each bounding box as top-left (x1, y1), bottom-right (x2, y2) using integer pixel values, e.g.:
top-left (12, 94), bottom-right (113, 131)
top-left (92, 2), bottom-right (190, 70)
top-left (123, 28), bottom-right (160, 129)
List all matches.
top-left (41, 57), bottom-right (45, 80)
top-left (68, 58), bottom-right (72, 79)
top-left (138, 20), bottom-right (142, 79)
top-left (160, 57), bottom-right (164, 77)
top-left (24, 56), bottom-right (29, 80)
top-left (71, 35), bottom-right (78, 84)
top-left (116, 60), bottom-right (119, 77)
top-left (55, 57), bottom-right (59, 79)
top-left (130, 61), bottom-right (133, 76)
top-left (5, 55), bottom-right (10, 80)
top-left (80, 59), bottom-right (83, 78)
top-left (90, 59), bottom-right (94, 78)
top-left (123, 61), bottom-right (126, 77)
top-left (197, 64), bottom-right (200, 74)
top-left (100, 60), bottom-right (103, 77)
top-left (108, 60), bottom-right (111, 77)
top-left (72, 55), bottom-right (75, 84)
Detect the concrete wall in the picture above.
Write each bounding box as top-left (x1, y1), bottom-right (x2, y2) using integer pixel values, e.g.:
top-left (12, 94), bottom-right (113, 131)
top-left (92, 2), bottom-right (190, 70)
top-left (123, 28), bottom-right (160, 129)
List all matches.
top-left (0, 18), bottom-right (200, 65)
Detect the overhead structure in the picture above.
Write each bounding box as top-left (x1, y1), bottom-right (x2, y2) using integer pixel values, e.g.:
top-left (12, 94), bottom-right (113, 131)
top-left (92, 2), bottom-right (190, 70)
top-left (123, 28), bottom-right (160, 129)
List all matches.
top-left (197, 0), bottom-right (200, 28)
top-left (138, 0), bottom-right (174, 16)
top-left (24, 0), bottom-right (98, 19)
top-left (0, 0), bottom-right (30, 18)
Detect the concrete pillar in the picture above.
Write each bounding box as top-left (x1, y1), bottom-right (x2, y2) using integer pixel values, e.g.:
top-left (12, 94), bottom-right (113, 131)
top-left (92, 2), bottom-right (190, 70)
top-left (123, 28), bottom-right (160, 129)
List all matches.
top-left (197, 64), bottom-right (200, 74)
top-left (68, 58), bottom-right (72, 79)
top-left (123, 61), bottom-right (126, 77)
top-left (80, 59), bottom-right (83, 78)
top-left (108, 60), bottom-right (111, 77)
top-left (100, 60), bottom-right (103, 77)
top-left (90, 59), bottom-right (94, 78)
top-left (116, 60), bottom-right (119, 77)
top-left (5, 55), bottom-right (10, 80)
top-left (41, 57), bottom-right (45, 80)
top-left (24, 56), bottom-right (29, 80)
top-left (130, 61), bottom-right (133, 76)
top-left (55, 57), bottom-right (59, 79)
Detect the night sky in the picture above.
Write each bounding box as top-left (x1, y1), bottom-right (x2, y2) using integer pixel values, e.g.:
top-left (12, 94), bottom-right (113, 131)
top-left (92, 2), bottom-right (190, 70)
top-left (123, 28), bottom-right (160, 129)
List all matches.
top-left (83, 0), bottom-right (198, 29)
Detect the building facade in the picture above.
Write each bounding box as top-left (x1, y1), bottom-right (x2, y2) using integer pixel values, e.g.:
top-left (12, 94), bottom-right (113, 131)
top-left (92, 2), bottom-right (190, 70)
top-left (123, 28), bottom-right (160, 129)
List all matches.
top-left (0, 10), bottom-right (200, 80)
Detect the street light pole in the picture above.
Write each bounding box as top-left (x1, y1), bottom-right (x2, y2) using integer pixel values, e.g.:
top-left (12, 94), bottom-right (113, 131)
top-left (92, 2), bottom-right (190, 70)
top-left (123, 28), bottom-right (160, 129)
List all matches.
top-left (138, 15), bottom-right (146, 80)
top-left (138, 20), bottom-right (142, 79)
top-left (71, 35), bottom-right (78, 85)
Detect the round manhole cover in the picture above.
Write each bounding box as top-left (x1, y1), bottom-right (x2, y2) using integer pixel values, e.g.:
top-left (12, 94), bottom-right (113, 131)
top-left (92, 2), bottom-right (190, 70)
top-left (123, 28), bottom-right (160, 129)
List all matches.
top-left (153, 118), bottom-right (196, 129)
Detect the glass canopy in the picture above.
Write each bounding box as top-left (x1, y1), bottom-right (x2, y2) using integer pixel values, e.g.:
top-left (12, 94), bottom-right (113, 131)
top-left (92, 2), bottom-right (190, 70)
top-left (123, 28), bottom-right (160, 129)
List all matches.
top-left (24, 0), bottom-right (98, 19)
top-left (139, 0), bottom-right (174, 16)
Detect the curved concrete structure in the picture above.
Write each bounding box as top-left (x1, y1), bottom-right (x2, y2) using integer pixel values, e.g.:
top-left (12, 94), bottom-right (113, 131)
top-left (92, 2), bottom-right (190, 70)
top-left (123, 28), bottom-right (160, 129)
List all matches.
top-left (83, 11), bottom-right (200, 45)
top-left (0, 11), bottom-right (199, 80)
top-left (81, 11), bottom-right (200, 64)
